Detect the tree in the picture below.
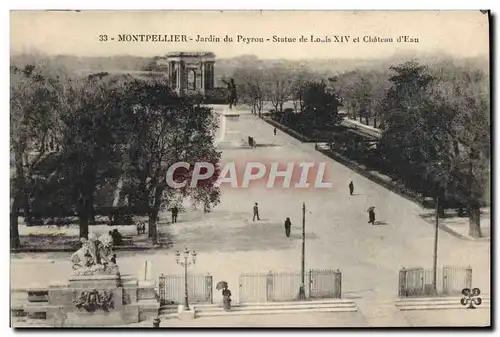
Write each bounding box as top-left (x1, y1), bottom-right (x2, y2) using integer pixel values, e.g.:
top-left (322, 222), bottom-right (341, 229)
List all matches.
top-left (265, 63), bottom-right (295, 114)
top-left (55, 73), bottom-right (128, 238)
top-left (430, 64), bottom-right (490, 237)
top-left (301, 80), bottom-right (342, 128)
top-left (233, 65), bottom-right (266, 117)
top-left (380, 60), bottom-right (490, 237)
top-left (10, 63), bottom-right (63, 248)
top-left (337, 69), bottom-right (391, 127)
top-left (120, 78), bottom-right (221, 243)
top-left (380, 61), bottom-right (450, 199)
top-left (290, 67), bottom-right (315, 114)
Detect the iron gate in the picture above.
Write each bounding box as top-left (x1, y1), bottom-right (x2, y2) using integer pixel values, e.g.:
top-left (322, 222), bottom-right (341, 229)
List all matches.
top-left (442, 265), bottom-right (472, 295)
top-left (239, 269), bottom-right (342, 303)
top-left (309, 269), bottom-right (342, 299)
top-left (399, 266), bottom-right (472, 297)
top-left (158, 273), bottom-right (213, 305)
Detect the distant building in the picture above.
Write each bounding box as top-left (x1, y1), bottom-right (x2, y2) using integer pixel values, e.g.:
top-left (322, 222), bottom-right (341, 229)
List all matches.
top-left (156, 52), bottom-right (216, 97)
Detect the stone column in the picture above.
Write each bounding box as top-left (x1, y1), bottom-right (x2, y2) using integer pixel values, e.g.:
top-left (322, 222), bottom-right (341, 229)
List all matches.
top-left (201, 62), bottom-right (205, 94)
top-left (171, 61), bottom-right (177, 89)
top-left (180, 61), bottom-right (187, 95)
top-left (176, 61), bottom-right (181, 95)
top-left (209, 62), bottom-right (215, 90)
top-left (203, 62), bottom-right (210, 90)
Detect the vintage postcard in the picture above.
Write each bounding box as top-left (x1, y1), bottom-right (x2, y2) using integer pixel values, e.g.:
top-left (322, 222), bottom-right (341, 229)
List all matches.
top-left (9, 10), bottom-right (491, 328)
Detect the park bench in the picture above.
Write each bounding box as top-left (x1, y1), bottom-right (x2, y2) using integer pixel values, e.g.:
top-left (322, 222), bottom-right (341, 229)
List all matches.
top-left (121, 235), bottom-right (134, 246)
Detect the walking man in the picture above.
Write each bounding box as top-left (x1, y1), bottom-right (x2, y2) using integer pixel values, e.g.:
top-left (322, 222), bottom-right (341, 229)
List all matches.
top-left (171, 206), bottom-right (179, 224)
top-left (349, 181), bottom-right (354, 196)
top-left (253, 202), bottom-right (260, 221)
top-left (273, 127), bottom-right (277, 136)
top-left (368, 208), bottom-right (376, 225)
top-left (284, 217), bottom-right (291, 237)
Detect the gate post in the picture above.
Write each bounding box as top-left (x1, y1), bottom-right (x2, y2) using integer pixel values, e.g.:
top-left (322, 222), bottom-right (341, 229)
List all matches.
top-left (442, 266), bottom-right (449, 295)
top-left (205, 273), bottom-right (213, 304)
top-left (158, 273), bottom-right (165, 305)
top-left (398, 268), bottom-right (407, 297)
top-left (266, 271), bottom-right (274, 302)
top-left (334, 269), bottom-right (342, 298)
top-left (466, 266), bottom-right (472, 289)
top-left (308, 269), bottom-right (313, 299)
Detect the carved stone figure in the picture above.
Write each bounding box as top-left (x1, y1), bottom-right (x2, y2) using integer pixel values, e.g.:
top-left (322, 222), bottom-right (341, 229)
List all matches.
top-left (70, 238), bottom-right (92, 269)
top-left (87, 233), bottom-right (101, 265)
top-left (73, 289), bottom-right (114, 312)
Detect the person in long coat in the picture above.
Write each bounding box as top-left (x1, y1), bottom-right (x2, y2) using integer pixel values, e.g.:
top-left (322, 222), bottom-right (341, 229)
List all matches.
top-left (284, 217), bottom-right (292, 237)
top-left (368, 209), bottom-right (376, 225)
top-left (349, 181), bottom-right (354, 196)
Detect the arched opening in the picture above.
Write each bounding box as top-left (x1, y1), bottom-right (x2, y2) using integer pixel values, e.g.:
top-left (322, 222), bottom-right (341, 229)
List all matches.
top-left (187, 69), bottom-right (196, 90)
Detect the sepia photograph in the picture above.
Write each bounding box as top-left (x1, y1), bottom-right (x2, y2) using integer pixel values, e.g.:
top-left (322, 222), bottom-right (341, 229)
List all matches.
top-left (9, 10), bottom-right (491, 328)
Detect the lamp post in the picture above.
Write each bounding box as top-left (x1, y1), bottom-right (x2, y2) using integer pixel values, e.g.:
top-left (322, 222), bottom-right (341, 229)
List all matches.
top-left (432, 195), bottom-right (439, 294)
top-left (175, 247), bottom-right (197, 311)
top-left (298, 202), bottom-right (306, 300)
top-left (432, 161), bottom-right (443, 294)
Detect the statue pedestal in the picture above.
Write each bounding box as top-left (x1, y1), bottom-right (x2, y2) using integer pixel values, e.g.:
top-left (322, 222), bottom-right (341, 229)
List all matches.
top-left (217, 106), bottom-right (251, 149)
top-left (23, 266), bottom-right (160, 327)
top-left (69, 274), bottom-right (121, 289)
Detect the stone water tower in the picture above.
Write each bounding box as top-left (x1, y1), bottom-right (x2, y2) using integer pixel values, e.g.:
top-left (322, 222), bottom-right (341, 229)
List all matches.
top-left (157, 52), bottom-right (216, 96)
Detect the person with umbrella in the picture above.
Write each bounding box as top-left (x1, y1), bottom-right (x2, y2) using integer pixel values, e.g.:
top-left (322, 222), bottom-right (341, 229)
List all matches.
top-left (284, 217), bottom-right (292, 237)
top-left (367, 206), bottom-right (376, 225)
top-left (216, 281), bottom-right (232, 310)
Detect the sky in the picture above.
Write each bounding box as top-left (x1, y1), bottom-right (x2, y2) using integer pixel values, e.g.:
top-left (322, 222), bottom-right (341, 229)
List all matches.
top-left (10, 10), bottom-right (490, 60)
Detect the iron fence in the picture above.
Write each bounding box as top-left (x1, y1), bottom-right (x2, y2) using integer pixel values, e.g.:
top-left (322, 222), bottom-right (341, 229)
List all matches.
top-left (239, 269), bottom-right (342, 303)
top-left (158, 273), bottom-right (213, 305)
top-left (398, 265), bottom-right (472, 297)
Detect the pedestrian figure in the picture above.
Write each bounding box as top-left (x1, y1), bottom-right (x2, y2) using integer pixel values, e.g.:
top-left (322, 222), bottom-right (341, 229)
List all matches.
top-left (349, 181), bottom-right (354, 196)
top-left (171, 206), bottom-right (179, 223)
top-left (111, 229), bottom-right (123, 246)
top-left (367, 207), bottom-right (376, 225)
top-left (253, 202), bottom-right (260, 221)
top-left (274, 128), bottom-right (277, 136)
top-left (248, 136), bottom-right (252, 147)
top-left (284, 217), bottom-right (292, 237)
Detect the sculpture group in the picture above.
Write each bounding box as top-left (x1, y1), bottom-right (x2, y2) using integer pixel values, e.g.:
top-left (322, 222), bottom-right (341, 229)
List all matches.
top-left (70, 232), bottom-right (117, 276)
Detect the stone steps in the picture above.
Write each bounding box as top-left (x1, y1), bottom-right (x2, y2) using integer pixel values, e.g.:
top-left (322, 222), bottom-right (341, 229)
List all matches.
top-left (195, 307), bottom-right (358, 318)
top-left (160, 299), bottom-right (358, 318)
top-left (396, 296), bottom-right (490, 311)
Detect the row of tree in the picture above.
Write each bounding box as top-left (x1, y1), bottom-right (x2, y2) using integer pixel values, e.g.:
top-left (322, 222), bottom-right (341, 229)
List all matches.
top-left (10, 62), bottom-right (221, 248)
top-left (379, 61), bottom-right (489, 237)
